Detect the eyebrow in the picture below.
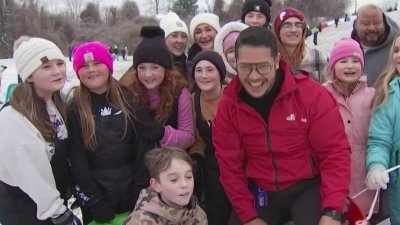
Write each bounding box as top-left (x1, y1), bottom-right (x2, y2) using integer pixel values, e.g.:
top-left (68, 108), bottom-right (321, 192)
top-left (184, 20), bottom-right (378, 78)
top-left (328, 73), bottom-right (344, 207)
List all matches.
top-left (166, 169), bottom-right (192, 176)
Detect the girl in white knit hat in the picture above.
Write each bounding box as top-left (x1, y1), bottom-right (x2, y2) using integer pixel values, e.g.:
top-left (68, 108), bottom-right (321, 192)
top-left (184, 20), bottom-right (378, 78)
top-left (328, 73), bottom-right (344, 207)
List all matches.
top-left (0, 37), bottom-right (81, 225)
top-left (188, 12), bottom-right (221, 61)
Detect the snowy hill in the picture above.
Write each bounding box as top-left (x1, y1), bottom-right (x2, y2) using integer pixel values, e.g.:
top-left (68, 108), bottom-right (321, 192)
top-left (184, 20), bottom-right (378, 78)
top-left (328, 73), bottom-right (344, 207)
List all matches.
top-left (305, 10), bottom-right (400, 56)
top-left (0, 11), bottom-right (399, 105)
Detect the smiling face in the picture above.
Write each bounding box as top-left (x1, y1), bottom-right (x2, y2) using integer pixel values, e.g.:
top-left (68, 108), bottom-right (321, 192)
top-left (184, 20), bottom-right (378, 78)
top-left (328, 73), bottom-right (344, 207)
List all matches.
top-left (355, 6), bottom-right (385, 47)
top-left (194, 60), bottom-right (221, 93)
top-left (151, 158), bottom-right (194, 208)
top-left (392, 36), bottom-right (400, 74)
top-left (26, 59), bottom-right (66, 100)
top-left (278, 17), bottom-right (304, 48)
top-left (237, 45), bottom-right (280, 98)
top-left (333, 56), bottom-right (363, 84)
top-left (77, 61), bottom-right (110, 94)
top-left (165, 31), bottom-right (188, 56)
top-left (137, 63), bottom-right (165, 90)
top-left (194, 24), bottom-right (218, 50)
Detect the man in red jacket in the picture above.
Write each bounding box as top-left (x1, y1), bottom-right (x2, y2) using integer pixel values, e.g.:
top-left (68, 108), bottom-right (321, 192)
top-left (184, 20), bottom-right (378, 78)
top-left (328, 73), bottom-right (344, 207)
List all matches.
top-left (212, 26), bottom-right (351, 225)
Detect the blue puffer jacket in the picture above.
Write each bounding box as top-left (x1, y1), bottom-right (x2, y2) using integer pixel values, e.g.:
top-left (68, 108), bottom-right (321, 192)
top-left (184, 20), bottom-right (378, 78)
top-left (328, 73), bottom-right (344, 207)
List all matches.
top-left (367, 76), bottom-right (400, 225)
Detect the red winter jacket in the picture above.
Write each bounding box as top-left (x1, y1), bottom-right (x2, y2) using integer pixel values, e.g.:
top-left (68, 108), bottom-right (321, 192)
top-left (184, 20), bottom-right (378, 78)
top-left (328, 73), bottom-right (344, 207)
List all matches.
top-left (212, 64), bottom-right (351, 223)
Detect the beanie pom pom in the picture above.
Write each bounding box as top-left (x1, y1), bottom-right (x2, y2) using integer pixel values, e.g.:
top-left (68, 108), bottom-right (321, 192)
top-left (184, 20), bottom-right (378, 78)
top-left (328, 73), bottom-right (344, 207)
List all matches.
top-left (140, 26), bottom-right (165, 38)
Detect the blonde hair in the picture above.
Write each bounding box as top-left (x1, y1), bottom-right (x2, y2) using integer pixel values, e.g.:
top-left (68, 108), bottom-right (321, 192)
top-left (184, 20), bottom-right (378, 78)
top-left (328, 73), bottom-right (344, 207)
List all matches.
top-left (69, 77), bottom-right (133, 151)
top-left (372, 33), bottom-right (400, 112)
top-left (10, 83), bottom-right (66, 142)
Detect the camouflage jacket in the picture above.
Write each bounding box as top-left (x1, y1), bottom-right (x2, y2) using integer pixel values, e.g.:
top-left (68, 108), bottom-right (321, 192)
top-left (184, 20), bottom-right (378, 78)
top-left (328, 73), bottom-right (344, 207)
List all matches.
top-left (123, 187), bottom-right (208, 225)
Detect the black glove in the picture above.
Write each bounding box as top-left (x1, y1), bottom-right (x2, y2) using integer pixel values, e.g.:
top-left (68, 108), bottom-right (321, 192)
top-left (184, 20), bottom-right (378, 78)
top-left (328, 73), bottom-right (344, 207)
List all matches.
top-left (51, 209), bottom-right (82, 225)
top-left (134, 119), bottom-right (165, 142)
top-left (89, 199), bottom-right (115, 223)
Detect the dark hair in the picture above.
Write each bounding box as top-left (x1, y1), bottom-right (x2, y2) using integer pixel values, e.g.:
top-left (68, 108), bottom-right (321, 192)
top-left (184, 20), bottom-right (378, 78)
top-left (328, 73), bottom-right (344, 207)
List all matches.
top-left (235, 26), bottom-right (278, 59)
top-left (145, 147), bottom-right (193, 179)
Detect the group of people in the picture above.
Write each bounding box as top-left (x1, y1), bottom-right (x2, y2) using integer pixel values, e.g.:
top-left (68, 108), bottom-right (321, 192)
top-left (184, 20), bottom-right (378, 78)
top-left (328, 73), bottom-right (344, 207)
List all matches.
top-left (0, 1), bottom-right (400, 225)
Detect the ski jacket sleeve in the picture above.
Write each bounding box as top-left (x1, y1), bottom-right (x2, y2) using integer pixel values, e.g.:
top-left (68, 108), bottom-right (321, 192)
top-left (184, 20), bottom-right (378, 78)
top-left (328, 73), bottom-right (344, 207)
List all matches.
top-left (160, 88), bottom-right (195, 149)
top-left (0, 107), bottom-right (66, 220)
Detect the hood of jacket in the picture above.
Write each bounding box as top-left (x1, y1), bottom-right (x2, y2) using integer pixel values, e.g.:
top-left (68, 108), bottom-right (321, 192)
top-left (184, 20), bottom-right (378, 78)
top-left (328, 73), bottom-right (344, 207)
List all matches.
top-left (214, 22), bottom-right (249, 75)
top-left (134, 187), bottom-right (202, 224)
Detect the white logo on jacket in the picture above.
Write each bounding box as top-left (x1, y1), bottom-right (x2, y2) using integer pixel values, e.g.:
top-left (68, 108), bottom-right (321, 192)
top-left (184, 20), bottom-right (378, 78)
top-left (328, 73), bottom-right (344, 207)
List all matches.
top-left (100, 107), bottom-right (112, 116)
top-left (286, 113), bottom-right (296, 121)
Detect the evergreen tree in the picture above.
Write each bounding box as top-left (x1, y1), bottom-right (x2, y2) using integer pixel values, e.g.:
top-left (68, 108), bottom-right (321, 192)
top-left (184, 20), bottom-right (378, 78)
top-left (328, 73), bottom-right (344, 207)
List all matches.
top-left (172, 0), bottom-right (198, 18)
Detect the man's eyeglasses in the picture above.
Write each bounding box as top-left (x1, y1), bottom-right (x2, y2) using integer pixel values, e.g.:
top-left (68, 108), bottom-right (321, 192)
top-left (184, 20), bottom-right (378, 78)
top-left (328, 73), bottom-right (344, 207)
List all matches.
top-left (0, 65), bottom-right (6, 73)
top-left (281, 22), bottom-right (305, 30)
top-left (237, 63), bottom-right (274, 76)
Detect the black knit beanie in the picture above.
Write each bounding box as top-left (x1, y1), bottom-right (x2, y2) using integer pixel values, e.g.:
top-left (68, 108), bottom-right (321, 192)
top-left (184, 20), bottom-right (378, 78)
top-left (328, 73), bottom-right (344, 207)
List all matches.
top-left (134, 26), bottom-right (172, 70)
top-left (241, 0), bottom-right (271, 24)
top-left (192, 50), bottom-right (226, 82)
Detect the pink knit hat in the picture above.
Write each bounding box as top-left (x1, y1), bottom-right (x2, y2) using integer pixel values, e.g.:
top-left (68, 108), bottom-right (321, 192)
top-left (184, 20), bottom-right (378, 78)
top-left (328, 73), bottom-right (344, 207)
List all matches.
top-left (72, 41), bottom-right (113, 78)
top-left (223, 31), bottom-right (240, 54)
top-left (329, 38), bottom-right (364, 70)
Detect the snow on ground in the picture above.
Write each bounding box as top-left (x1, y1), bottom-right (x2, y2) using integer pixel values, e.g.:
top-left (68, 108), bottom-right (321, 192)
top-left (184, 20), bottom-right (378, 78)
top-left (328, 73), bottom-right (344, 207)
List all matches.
top-left (0, 11), bottom-right (399, 224)
top-left (305, 11), bottom-right (400, 57)
top-left (1, 11), bottom-right (399, 104)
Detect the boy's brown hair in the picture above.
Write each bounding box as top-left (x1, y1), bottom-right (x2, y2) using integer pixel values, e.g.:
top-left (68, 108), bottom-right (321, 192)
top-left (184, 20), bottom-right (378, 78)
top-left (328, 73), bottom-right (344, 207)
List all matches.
top-left (145, 147), bottom-right (193, 180)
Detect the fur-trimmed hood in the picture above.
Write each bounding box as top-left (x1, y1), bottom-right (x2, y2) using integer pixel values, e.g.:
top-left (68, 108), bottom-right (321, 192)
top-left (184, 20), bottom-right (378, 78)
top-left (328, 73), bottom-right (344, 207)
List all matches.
top-left (214, 22), bottom-right (248, 77)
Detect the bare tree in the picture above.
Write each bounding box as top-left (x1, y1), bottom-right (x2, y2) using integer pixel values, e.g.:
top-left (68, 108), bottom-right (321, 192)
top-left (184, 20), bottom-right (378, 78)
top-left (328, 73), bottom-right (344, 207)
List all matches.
top-left (64, 0), bottom-right (82, 24)
top-left (154, 0), bottom-right (160, 14)
top-left (119, 0), bottom-right (140, 20)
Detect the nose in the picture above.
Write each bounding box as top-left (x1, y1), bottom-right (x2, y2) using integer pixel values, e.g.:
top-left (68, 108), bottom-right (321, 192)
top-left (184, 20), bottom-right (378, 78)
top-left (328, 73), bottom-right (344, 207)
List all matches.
top-left (177, 36), bottom-right (184, 43)
top-left (52, 64), bottom-right (62, 75)
top-left (200, 31), bottom-right (208, 39)
top-left (180, 179), bottom-right (188, 188)
top-left (248, 65), bottom-right (261, 80)
top-left (200, 70), bottom-right (208, 78)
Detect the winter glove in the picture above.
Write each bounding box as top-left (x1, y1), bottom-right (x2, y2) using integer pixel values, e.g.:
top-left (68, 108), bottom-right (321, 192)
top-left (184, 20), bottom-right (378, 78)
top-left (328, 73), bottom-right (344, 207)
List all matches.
top-left (134, 119), bottom-right (165, 142)
top-left (365, 165), bottom-right (390, 190)
top-left (89, 199), bottom-right (115, 223)
top-left (51, 209), bottom-right (82, 225)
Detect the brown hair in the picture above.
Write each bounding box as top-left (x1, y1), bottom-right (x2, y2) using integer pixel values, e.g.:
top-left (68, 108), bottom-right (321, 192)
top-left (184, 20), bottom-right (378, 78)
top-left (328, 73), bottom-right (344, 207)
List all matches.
top-left (10, 83), bottom-right (66, 142)
top-left (69, 77), bottom-right (133, 151)
top-left (145, 147), bottom-right (193, 179)
top-left (119, 68), bottom-right (187, 124)
top-left (372, 32), bottom-right (400, 112)
top-left (276, 27), bottom-right (307, 68)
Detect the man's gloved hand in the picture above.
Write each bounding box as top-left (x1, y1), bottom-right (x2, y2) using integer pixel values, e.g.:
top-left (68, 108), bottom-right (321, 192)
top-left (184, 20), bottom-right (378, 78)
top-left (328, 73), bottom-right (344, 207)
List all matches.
top-left (134, 119), bottom-right (165, 142)
top-left (90, 199), bottom-right (115, 222)
top-left (365, 165), bottom-right (390, 190)
top-left (51, 209), bottom-right (82, 225)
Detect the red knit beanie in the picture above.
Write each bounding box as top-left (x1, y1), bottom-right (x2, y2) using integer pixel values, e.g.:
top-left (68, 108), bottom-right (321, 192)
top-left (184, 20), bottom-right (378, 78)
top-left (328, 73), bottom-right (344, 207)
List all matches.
top-left (273, 7), bottom-right (306, 36)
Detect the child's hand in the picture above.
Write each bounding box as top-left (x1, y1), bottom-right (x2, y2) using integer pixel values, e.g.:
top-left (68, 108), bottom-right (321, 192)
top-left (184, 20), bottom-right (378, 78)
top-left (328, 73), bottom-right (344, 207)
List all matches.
top-left (365, 165), bottom-right (389, 190)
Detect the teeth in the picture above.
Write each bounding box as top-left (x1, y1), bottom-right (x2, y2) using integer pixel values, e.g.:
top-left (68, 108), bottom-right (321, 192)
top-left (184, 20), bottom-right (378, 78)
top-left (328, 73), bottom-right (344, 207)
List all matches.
top-left (249, 81), bottom-right (263, 87)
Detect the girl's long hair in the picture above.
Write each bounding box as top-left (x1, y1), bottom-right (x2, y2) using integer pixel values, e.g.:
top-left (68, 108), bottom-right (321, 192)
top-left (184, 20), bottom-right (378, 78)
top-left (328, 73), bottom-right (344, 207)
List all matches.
top-left (276, 26), bottom-right (307, 68)
top-left (10, 83), bottom-right (66, 142)
top-left (372, 33), bottom-right (400, 112)
top-left (70, 77), bottom-right (133, 151)
top-left (120, 68), bottom-right (187, 124)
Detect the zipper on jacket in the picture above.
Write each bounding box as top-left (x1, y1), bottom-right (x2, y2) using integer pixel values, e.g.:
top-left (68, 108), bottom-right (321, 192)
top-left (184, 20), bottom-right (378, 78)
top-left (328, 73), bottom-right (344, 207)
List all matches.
top-left (308, 155), bottom-right (318, 175)
top-left (264, 121), bottom-right (280, 191)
